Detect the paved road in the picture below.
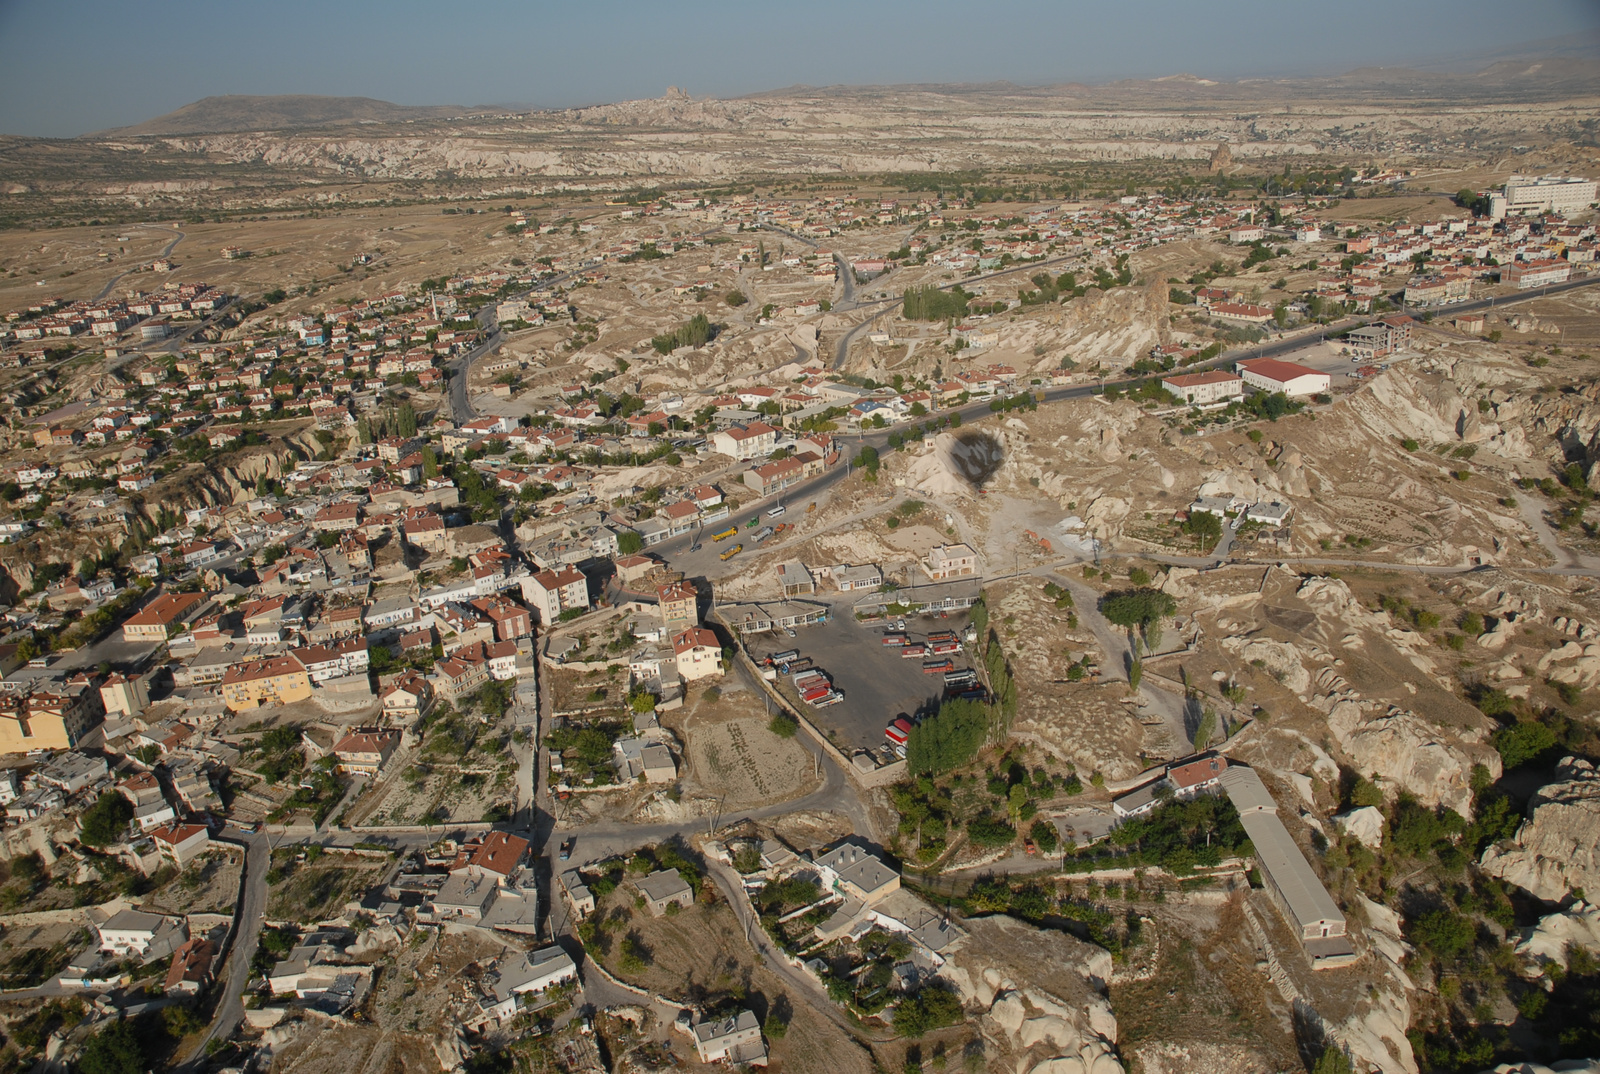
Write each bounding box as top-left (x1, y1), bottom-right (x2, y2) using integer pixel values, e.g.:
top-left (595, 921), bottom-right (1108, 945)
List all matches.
top-left (182, 829), bottom-right (268, 1066)
top-left (93, 227), bottom-right (185, 302)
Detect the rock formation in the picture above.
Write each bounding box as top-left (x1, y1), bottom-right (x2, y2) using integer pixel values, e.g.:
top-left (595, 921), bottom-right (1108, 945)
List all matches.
top-left (1484, 757), bottom-right (1600, 903)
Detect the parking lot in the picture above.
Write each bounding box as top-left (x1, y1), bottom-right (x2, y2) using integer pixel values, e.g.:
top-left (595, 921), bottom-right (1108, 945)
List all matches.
top-left (744, 606), bottom-right (976, 751)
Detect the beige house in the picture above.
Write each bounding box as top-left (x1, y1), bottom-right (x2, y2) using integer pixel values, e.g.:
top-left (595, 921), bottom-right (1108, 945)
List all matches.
top-left (921, 543), bottom-right (978, 582)
top-left (332, 729), bottom-right (401, 776)
top-left (672, 627), bottom-right (722, 681)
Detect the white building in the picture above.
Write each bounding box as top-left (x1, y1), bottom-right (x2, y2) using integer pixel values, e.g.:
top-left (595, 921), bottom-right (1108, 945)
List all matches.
top-left (1236, 358), bottom-right (1330, 397)
top-left (1495, 176), bottom-right (1597, 218)
top-left (710, 421), bottom-right (779, 461)
top-left (522, 566), bottom-right (589, 624)
top-left (1161, 370), bottom-right (1245, 406)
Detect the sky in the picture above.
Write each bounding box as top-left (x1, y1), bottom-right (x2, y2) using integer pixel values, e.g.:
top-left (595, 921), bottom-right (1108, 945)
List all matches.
top-left (1, 0), bottom-right (1597, 137)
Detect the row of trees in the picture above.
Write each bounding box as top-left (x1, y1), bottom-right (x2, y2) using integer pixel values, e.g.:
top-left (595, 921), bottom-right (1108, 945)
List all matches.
top-left (650, 313), bottom-right (714, 354)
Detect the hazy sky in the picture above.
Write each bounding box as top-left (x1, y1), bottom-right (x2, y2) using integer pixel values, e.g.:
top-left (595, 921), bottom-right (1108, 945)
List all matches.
top-left (1, 0), bottom-right (1596, 136)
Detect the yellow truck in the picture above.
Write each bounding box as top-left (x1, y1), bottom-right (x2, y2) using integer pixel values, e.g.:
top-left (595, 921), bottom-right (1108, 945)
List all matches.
top-left (719, 543), bottom-right (744, 561)
top-left (711, 526), bottom-right (738, 542)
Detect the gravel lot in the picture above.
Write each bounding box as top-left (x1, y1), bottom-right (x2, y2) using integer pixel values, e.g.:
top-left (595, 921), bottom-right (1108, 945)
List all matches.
top-left (745, 609), bottom-right (975, 751)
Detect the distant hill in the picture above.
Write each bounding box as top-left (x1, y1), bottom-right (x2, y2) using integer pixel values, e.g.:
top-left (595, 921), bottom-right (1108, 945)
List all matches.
top-left (97, 95), bottom-right (481, 137)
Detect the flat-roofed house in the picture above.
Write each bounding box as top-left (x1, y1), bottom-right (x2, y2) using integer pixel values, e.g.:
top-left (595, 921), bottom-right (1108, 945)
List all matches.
top-left (693, 1010), bottom-right (768, 1067)
top-left (921, 543), bottom-right (978, 582)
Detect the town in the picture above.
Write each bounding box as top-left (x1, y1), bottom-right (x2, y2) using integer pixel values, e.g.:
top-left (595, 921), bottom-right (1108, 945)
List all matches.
top-left (3, 46), bottom-right (1600, 1074)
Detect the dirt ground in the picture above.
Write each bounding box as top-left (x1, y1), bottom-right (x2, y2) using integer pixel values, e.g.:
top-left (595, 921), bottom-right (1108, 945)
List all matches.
top-left (141, 847), bottom-right (245, 916)
top-left (1111, 896), bottom-right (1300, 1074)
top-left (669, 688), bottom-right (821, 808)
top-left (0, 921), bottom-right (91, 988)
top-left (266, 852), bottom-right (391, 924)
top-left (590, 884), bottom-right (876, 1074)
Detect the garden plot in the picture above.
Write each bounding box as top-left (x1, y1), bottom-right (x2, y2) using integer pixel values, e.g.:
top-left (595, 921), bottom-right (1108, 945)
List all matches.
top-left (683, 716), bottom-right (817, 808)
top-left (141, 848), bottom-right (244, 916)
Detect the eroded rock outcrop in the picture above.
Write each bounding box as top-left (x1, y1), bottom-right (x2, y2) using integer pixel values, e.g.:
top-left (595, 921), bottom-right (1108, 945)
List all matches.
top-left (1483, 757), bottom-right (1600, 902)
top-left (1326, 700), bottom-right (1499, 818)
top-left (940, 915), bottom-right (1121, 1074)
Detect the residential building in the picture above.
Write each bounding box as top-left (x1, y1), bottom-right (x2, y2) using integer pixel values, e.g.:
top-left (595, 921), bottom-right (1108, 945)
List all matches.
top-left (1236, 358), bottom-right (1330, 397)
top-left (692, 1010), bottom-right (768, 1067)
top-left (614, 737), bottom-right (676, 783)
top-left (100, 673), bottom-right (149, 719)
top-left (220, 656), bottom-right (313, 711)
top-left (0, 688), bottom-right (103, 753)
top-left (151, 821), bottom-right (211, 867)
top-left (671, 626), bottom-right (722, 682)
top-left (657, 580), bottom-right (698, 631)
top-left (1167, 753), bottom-right (1229, 797)
top-left (470, 596), bottom-right (532, 642)
top-left (1506, 259), bottom-right (1572, 289)
top-left (814, 843), bottom-right (900, 905)
top-left (921, 543), bottom-right (978, 582)
top-left (121, 592), bottom-right (209, 642)
top-left (636, 868), bottom-right (693, 915)
top-left (744, 456), bottom-right (804, 497)
top-left (380, 671), bottom-right (434, 723)
top-left (1161, 370), bottom-right (1244, 406)
top-left (165, 936), bottom-right (218, 995)
top-left (522, 566), bottom-right (589, 624)
top-left (98, 909), bottom-right (184, 960)
top-left (332, 729), bottom-right (401, 776)
top-left (477, 946), bottom-right (579, 1023)
top-left (710, 421), bottom-right (779, 461)
top-left (450, 831), bottom-right (531, 886)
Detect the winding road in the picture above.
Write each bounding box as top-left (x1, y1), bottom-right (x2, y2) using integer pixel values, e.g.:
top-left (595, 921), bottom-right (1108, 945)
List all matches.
top-left (94, 227), bottom-right (185, 302)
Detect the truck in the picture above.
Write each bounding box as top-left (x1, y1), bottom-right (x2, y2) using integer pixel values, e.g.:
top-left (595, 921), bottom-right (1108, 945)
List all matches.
top-left (900, 644), bottom-right (927, 658)
top-left (794, 671), bottom-right (830, 692)
top-left (922, 658), bottom-right (955, 674)
top-left (719, 543), bottom-right (743, 561)
top-left (753, 526), bottom-right (775, 543)
top-left (712, 526), bottom-right (738, 542)
top-left (928, 630), bottom-right (958, 644)
top-left (777, 655), bottom-right (812, 674)
top-left (811, 690), bottom-right (844, 707)
top-left (943, 668), bottom-right (977, 687)
top-left (746, 516), bottom-right (761, 529)
top-left (881, 633), bottom-right (908, 647)
top-left (929, 640), bottom-right (961, 655)
top-left (769, 648), bottom-right (800, 665)
top-left (801, 684), bottom-right (834, 704)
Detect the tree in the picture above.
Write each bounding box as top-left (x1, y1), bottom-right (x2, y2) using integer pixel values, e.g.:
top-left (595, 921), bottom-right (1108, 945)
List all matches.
top-left (616, 531), bottom-right (644, 556)
top-left (1099, 589), bottom-right (1177, 633)
top-left (1182, 510), bottom-right (1222, 551)
top-left (1311, 1046), bottom-right (1352, 1074)
top-left (79, 792), bottom-right (134, 847)
top-left (78, 1019), bottom-right (145, 1074)
top-left (725, 290), bottom-right (748, 307)
top-left (906, 698), bottom-right (991, 774)
top-left (1193, 709), bottom-right (1217, 750)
